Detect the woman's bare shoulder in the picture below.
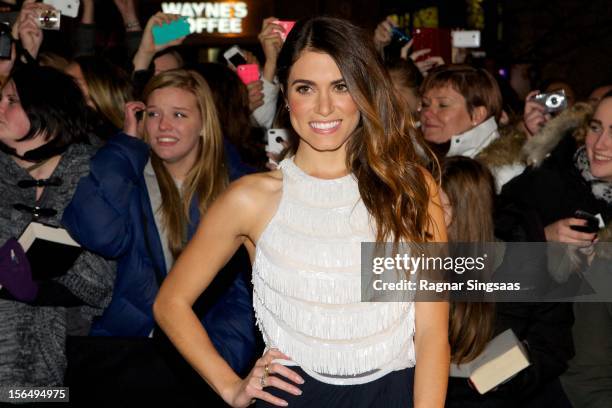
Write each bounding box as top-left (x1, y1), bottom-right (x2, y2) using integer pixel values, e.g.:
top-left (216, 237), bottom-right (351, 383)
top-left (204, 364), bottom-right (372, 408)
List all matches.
top-left (215, 170), bottom-right (284, 244)
top-left (212, 170), bottom-right (283, 224)
top-left (226, 170), bottom-right (283, 205)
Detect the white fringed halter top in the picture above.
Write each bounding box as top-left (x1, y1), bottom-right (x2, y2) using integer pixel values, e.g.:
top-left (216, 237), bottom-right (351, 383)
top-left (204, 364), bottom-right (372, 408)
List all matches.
top-left (252, 157), bottom-right (415, 385)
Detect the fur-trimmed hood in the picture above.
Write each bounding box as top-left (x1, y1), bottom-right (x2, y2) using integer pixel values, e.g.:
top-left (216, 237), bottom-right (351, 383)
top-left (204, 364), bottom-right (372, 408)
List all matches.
top-left (476, 123), bottom-right (527, 168)
top-left (522, 102), bottom-right (593, 167)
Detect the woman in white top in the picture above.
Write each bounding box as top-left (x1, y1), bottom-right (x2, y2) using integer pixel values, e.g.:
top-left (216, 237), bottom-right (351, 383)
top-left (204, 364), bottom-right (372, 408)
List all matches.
top-left (154, 16), bottom-right (449, 408)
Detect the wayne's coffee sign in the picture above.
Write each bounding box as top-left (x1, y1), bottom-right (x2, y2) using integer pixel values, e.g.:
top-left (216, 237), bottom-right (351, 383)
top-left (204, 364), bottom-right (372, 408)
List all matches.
top-left (145, 1), bottom-right (273, 43)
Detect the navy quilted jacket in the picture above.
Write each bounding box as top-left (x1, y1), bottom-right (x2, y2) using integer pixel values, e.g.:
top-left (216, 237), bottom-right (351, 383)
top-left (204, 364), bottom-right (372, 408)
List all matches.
top-left (62, 133), bottom-right (256, 374)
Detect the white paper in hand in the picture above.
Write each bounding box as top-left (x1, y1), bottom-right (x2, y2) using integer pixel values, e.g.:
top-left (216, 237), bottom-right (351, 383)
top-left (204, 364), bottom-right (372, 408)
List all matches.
top-left (43, 0), bottom-right (80, 19)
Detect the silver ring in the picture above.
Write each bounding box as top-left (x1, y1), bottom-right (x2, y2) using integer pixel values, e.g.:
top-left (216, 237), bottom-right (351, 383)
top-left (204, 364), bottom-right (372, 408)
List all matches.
top-left (260, 375), bottom-right (266, 387)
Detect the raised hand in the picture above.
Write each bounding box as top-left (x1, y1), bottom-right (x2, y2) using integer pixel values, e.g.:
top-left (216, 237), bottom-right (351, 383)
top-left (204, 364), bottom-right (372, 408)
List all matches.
top-left (258, 17), bottom-right (283, 81)
top-left (373, 16), bottom-right (395, 52)
top-left (13, 0), bottom-right (53, 60)
top-left (123, 101), bottom-right (146, 138)
top-left (133, 13), bottom-right (187, 71)
top-left (523, 90), bottom-right (551, 137)
top-left (113, 0), bottom-right (141, 31)
top-left (247, 80), bottom-right (264, 112)
top-left (400, 42), bottom-right (444, 77)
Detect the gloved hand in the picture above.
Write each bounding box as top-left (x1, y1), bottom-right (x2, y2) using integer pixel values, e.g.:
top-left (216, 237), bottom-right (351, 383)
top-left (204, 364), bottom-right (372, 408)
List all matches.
top-left (0, 238), bottom-right (38, 302)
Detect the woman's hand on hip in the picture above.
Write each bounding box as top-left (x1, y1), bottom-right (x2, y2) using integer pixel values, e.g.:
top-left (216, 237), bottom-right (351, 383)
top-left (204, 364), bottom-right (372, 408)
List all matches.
top-left (225, 348), bottom-right (304, 407)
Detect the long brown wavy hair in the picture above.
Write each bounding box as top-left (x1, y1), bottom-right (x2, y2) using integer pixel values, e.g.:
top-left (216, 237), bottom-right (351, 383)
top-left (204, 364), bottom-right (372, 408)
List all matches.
top-left (276, 17), bottom-right (439, 243)
top-left (441, 156), bottom-right (496, 364)
top-left (142, 70), bottom-right (228, 259)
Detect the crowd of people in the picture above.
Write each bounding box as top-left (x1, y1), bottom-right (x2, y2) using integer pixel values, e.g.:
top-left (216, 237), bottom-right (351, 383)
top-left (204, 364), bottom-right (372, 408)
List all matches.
top-left (0, 1), bottom-right (610, 407)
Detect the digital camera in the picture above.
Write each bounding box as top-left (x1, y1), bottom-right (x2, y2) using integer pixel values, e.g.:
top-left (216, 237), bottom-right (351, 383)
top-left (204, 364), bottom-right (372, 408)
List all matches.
top-left (533, 90), bottom-right (567, 113)
top-left (37, 9), bottom-right (61, 30)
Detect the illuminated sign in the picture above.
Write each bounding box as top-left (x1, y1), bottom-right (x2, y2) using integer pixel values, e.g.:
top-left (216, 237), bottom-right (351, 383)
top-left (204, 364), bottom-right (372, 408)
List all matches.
top-left (161, 2), bottom-right (248, 34)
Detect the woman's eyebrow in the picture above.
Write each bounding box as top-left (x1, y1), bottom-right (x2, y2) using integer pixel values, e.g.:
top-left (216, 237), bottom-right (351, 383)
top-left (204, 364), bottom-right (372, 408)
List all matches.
top-left (291, 79), bottom-right (315, 86)
top-left (290, 78), bottom-right (345, 86)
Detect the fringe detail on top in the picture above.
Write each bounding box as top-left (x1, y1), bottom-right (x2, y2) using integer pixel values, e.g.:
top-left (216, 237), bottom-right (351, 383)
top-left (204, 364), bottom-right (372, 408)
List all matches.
top-left (254, 294), bottom-right (416, 376)
top-left (253, 272), bottom-right (410, 340)
top-left (254, 246), bottom-right (360, 304)
top-left (274, 193), bottom-right (372, 237)
top-left (258, 222), bottom-right (368, 269)
top-left (278, 158), bottom-right (361, 207)
top-left (253, 156), bottom-right (416, 378)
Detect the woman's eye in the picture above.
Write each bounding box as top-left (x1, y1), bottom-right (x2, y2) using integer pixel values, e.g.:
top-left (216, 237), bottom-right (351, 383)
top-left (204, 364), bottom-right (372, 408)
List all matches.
top-left (175, 112), bottom-right (187, 118)
top-left (146, 111), bottom-right (158, 118)
top-left (296, 85), bottom-right (311, 94)
top-left (589, 123), bottom-right (603, 134)
top-left (334, 83), bottom-right (348, 92)
top-left (7, 97), bottom-right (19, 105)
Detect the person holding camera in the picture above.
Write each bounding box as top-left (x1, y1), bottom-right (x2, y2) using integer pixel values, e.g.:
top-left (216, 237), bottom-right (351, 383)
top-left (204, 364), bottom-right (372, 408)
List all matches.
top-left (497, 91), bottom-right (612, 407)
top-left (0, 0), bottom-right (55, 82)
top-left (373, 16), bottom-right (445, 76)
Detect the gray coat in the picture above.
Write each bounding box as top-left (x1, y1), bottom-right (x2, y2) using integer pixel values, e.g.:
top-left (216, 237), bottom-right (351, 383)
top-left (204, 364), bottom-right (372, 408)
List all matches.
top-left (0, 143), bottom-right (116, 386)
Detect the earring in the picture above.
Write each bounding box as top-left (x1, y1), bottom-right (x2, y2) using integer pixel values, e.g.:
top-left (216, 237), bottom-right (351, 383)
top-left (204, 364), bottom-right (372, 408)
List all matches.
top-left (285, 104), bottom-right (290, 112)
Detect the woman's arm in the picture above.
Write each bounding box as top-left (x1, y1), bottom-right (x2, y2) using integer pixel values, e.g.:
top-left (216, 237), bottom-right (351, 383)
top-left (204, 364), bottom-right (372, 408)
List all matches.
top-left (154, 175), bottom-right (303, 408)
top-left (414, 173), bottom-right (450, 408)
top-left (62, 133), bottom-right (149, 258)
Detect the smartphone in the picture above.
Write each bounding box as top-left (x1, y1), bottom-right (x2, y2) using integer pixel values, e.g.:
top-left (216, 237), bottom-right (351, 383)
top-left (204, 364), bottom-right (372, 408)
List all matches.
top-left (152, 17), bottom-right (190, 46)
top-left (223, 45), bottom-right (247, 69)
top-left (266, 129), bottom-right (289, 155)
top-left (391, 26), bottom-right (411, 45)
top-left (236, 64), bottom-right (259, 85)
top-left (43, 0), bottom-right (79, 19)
top-left (411, 27), bottom-right (451, 63)
top-left (273, 20), bottom-right (295, 41)
top-left (570, 210), bottom-right (601, 233)
top-left (452, 30), bottom-right (481, 48)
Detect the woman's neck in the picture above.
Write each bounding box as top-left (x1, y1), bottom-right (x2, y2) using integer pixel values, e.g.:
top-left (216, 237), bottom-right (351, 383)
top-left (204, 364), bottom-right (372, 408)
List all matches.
top-left (162, 158), bottom-right (193, 183)
top-left (293, 144), bottom-right (350, 180)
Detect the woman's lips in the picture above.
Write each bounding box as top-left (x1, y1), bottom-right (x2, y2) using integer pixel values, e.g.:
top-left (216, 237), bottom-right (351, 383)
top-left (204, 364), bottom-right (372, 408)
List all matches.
top-left (309, 120), bottom-right (341, 134)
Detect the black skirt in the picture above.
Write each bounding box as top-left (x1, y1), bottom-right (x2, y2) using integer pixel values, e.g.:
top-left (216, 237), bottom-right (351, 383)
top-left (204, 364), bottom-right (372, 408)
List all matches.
top-left (256, 367), bottom-right (414, 408)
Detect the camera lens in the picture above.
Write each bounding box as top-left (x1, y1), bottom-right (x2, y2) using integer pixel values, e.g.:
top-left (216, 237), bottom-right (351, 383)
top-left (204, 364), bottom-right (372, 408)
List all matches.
top-left (546, 95), bottom-right (562, 109)
top-left (39, 10), bottom-right (58, 29)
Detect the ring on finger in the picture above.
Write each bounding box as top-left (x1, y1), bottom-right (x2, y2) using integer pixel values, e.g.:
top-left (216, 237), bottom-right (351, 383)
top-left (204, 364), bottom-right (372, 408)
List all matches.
top-left (260, 363), bottom-right (271, 388)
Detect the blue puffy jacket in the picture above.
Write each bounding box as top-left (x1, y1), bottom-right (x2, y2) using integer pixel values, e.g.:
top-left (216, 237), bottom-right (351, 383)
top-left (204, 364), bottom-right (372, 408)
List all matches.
top-left (62, 133), bottom-right (257, 374)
